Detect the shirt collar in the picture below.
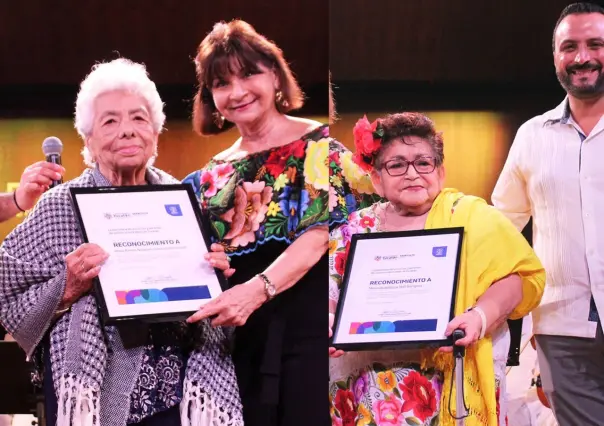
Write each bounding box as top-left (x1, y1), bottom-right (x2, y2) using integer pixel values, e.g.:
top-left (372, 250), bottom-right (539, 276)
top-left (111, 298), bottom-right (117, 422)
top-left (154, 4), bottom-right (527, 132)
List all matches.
top-left (543, 97), bottom-right (572, 126)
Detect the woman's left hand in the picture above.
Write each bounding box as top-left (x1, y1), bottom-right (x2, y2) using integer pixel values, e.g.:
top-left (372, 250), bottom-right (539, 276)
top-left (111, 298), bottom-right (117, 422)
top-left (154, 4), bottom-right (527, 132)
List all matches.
top-left (186, 278), bottom-right (266, 327)
top-left (205, 243), bottom-right (236, 278)
top-left (438, 309), bottom-right (483, 353)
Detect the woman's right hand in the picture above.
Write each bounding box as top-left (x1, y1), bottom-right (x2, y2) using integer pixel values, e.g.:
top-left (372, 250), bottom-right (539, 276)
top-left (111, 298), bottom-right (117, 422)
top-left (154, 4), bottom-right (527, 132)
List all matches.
top-left (329, 313), bottom-right (345, 358)
top-left (63, 243), bottom-right (109, 307)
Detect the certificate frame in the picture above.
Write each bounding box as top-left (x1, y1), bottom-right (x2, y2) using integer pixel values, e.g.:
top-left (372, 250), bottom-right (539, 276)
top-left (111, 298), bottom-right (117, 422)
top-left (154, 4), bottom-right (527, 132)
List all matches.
top-left (330, 227), bottom-right (464, 352)
top-left (69, 184), bottom-right (228, 325)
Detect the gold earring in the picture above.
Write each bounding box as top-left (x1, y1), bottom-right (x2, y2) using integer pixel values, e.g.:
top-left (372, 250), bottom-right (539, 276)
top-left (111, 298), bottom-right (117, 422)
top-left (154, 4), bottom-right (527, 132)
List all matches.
top-left (213, 111), bottom-right (225, 129)
top-left (275, 90), bottom-right (289, 110)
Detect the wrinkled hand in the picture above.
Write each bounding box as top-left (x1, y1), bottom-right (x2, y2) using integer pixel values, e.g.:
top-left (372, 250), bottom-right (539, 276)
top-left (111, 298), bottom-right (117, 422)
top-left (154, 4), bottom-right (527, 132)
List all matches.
top-left (63, 243), bottom-right (108, 307)
top-left (204, 243), bottom-right (235, 278)
top-left (186, 279), bottom-right (265, 327)
top-left (15, 161), bottom-right (65, 211)
top-left (438, 309), bottom-right (483, 353)
top-left (329, 313), bottom-right (345, 358)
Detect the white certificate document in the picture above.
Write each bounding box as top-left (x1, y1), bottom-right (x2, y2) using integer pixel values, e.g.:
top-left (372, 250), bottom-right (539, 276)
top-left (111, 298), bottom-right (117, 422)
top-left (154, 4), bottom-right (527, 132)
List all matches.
top-left (332, 228), bottom-right (463, 350)
top-left (71, 185), bottom-right (224, 322)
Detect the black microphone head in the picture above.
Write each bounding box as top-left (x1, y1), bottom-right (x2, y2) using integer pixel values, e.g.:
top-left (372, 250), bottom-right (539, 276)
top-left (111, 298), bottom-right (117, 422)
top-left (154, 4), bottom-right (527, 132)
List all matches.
top-left (42, 136), bottom-right (63, 156)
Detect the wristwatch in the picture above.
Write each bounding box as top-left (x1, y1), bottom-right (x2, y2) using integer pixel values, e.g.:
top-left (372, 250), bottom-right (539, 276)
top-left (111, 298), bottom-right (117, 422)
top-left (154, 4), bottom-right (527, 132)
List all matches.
top-left (257, 273), bottom-right (276, 301)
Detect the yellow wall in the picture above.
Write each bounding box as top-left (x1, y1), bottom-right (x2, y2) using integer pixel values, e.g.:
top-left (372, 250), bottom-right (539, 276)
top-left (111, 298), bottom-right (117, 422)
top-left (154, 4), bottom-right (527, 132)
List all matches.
top-left (0, 113), bottom-right (506, 240)
top-left (330, 111), bottom-right (511, 202)
top-left (0, 116), bottom-right (328, 240)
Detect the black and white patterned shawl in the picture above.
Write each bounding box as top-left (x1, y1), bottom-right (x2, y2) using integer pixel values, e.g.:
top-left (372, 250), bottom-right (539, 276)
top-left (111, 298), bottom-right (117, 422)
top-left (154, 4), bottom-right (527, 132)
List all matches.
top-left (0, 167), bottom-right (243, 426)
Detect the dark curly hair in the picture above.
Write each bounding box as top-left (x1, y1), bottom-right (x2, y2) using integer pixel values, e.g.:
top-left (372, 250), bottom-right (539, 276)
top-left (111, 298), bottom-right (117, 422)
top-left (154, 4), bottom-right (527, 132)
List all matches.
top-left (373, 112), bottom-right (444, 169)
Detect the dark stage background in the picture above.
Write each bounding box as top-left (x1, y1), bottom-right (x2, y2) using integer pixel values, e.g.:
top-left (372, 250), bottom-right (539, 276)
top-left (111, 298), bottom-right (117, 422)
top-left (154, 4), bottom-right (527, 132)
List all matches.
top-left (0, 0), bottom-right (329, 240)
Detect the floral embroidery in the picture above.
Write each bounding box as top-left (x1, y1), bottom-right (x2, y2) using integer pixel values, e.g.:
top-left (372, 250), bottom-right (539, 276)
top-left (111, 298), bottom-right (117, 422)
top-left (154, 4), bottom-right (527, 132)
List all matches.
top-left (200, 163), bottom-right (235, 197)
top-left (329, 365), bottom-right (442, 426)
top-left (329, 206), bottom-right (506, 426)
top-left (329, 140), bottom-right (382, 230)
top-left (334, 388), bottom-right (356, 426)
top-left (304, 138), bottom-right (330, 191)
top-left (399, 371), bottom-right (437, 422)
top-left (377, 371), bottom-right (397, 393)
top-left (375, 396), bottom-right (404, 426)
top-left (184, 125), bottom-right (330, 256)
top-left (221, 182), bottom-right (273, 248)
top-left (127, 345), bottom-right (185, 423)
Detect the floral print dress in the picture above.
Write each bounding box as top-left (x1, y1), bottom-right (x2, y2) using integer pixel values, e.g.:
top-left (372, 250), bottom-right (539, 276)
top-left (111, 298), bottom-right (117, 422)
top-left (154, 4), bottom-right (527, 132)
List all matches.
top-left (329, 205), bottom-right (509, 426)
top-left (183, 125), bottom-right (330, 426)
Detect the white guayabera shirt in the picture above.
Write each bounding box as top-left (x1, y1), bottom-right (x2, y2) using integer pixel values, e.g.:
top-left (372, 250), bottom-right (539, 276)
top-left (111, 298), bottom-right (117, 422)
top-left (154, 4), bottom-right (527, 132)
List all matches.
top-left (492, 98), bottom-right (604, 339)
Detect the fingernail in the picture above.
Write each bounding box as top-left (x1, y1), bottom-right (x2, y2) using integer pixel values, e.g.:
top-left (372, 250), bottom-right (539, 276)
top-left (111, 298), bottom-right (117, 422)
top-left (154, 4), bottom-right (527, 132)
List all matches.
top-left (210, 259), bottom-right (216, 265)
top-left (56, 173), bottom-right (62, 179)
top-left (204, 254), bottom-right (210, 260)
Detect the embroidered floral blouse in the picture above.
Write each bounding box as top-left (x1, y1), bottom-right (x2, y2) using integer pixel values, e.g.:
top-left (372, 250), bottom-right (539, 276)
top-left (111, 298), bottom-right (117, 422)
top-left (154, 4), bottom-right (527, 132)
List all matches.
top-left (328, 205), bottom-right (509, 426)
top-left (328, 140), bottom-right (382, 231)
top-left (183, 125), bottom-right (330, 255)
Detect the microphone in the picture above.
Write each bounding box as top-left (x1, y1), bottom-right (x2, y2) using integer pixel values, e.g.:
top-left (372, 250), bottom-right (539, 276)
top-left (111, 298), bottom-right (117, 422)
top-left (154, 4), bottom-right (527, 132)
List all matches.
top-left (42, 136), bottom-right (63, 188)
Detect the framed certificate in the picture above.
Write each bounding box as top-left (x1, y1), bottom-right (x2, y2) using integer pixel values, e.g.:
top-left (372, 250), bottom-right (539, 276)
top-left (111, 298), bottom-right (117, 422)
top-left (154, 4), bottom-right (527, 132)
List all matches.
top-left (330, 227), bottom-right (464, 351)
top-left (69, 184), bottom-right (227, 324)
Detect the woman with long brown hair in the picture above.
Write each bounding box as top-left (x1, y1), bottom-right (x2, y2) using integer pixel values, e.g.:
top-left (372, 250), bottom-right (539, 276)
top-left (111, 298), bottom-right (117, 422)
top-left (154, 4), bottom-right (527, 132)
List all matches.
top-left (184, 20), bottom-right (329, 426)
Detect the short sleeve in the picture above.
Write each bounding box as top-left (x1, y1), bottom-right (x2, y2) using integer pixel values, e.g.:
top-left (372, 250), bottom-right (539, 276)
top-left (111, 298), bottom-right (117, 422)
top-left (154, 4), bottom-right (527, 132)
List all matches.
top-left (182, 170), bottom-right (202, 201)
top-left (329, 140), bottom-right (382, 231)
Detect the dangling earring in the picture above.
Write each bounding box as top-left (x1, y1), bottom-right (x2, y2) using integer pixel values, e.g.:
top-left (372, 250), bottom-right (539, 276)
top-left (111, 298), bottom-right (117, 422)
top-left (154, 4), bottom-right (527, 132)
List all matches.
top-left (213, 111), bottom-right (225, 129)
top-left (275, 90), bottom-right (289, 110)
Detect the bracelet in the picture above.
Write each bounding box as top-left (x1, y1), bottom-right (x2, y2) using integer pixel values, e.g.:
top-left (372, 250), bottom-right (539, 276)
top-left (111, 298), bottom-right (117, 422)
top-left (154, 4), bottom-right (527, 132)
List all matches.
top-left (13, 191), bottom-right (25, 212)
top-left (468, 306), bottom-right (487, 339)
top-left (257, 273), bottom-right (276, 301)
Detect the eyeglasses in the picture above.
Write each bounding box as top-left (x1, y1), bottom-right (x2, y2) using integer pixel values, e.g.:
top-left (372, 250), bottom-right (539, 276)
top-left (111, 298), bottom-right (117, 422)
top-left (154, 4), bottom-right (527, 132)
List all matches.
top-left (382, 157), bottom-right (437, 176)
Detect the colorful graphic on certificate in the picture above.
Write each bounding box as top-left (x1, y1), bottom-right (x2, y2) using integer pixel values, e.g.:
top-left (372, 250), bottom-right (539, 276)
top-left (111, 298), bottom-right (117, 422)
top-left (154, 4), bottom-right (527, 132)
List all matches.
top-left (331, 228), bottom-right (463, 351)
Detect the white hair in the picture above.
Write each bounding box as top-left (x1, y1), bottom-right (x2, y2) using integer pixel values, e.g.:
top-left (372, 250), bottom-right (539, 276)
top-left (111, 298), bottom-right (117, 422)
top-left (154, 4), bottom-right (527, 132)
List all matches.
top-left (74, 58), bottom-right (166, 167)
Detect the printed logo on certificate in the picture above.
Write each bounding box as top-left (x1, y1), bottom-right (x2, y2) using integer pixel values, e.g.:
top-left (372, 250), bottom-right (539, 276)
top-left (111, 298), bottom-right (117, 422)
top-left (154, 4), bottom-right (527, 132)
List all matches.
top-left (70, 184), bottom-right (227, 324)
top-left (330, 227), bottom-right (464, 351)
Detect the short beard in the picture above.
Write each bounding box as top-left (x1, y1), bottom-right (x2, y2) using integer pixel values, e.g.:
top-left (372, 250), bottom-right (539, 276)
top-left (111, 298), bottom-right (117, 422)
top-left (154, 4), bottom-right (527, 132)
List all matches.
top-left (557, 64), bottom-right (604, 99)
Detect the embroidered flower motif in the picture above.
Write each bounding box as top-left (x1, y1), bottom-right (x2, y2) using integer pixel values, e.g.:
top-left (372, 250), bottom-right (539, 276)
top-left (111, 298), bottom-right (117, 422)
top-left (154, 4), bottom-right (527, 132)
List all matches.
top-left (357, 403), bottom-right (373, 426)
top-left (377, 371), bottom-right (397, 393)
top-left (374, 396), bottom-right (404, 426)
top-left (353, 371), bottom-right (369, 403)
top-left (359, 215), bottom-right (375, 229)
top-left (329, 186), bottom-right (339, 212)
top-left (340, 151), bottom-right (375, 195)
top-left (330, 174), bottom-right (343, 188)
top-left (278, 186), bottom-right (310, 234)
top-left (156, 354), bottom-right (182, 385)
top-left (304, 138), bottom-right (330, 191)
top-left (200, 170), bottom-right (217, 198)
top-left (138, 362), bottom-right (158, 390)
top-left (267, 201), bottom-right (280, 217)
top-left (334, 389), bottom-right (356, 426)
top-left (274, 173), bottom-right (289, 191)
top-left (329, 238), bottom-right (338, 255)
top-left (399, 371), bottom-right (437, 422)
top-left (200, 163), bottom-right (235, 197)
top-left (265, 140), bottom-right (306, 178)
top-left (334, 251), bottom-right (347, 276)
top-left (221, 181), bottom-right (273, 247)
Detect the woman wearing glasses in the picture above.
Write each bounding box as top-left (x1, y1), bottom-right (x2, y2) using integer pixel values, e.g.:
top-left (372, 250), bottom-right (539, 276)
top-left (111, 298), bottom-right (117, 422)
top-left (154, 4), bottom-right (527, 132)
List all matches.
top-left (328, 112), bottom-right (545, 426)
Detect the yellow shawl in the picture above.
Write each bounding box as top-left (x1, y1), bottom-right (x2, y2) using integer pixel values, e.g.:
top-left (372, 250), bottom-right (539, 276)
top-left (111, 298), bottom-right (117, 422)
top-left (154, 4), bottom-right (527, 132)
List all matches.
top-left (424, 188), bottom-right (545, 426)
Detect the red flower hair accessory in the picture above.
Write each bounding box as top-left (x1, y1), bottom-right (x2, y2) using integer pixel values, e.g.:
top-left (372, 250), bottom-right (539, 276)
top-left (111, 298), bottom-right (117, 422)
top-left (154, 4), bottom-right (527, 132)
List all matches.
top-left (352, 115), bottom-right (384, 172)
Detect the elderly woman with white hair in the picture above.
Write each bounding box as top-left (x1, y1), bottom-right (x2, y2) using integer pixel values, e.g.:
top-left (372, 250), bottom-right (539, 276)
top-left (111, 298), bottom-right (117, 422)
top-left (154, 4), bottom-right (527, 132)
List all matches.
top-left (0, 58), bottom-right (243, 426)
